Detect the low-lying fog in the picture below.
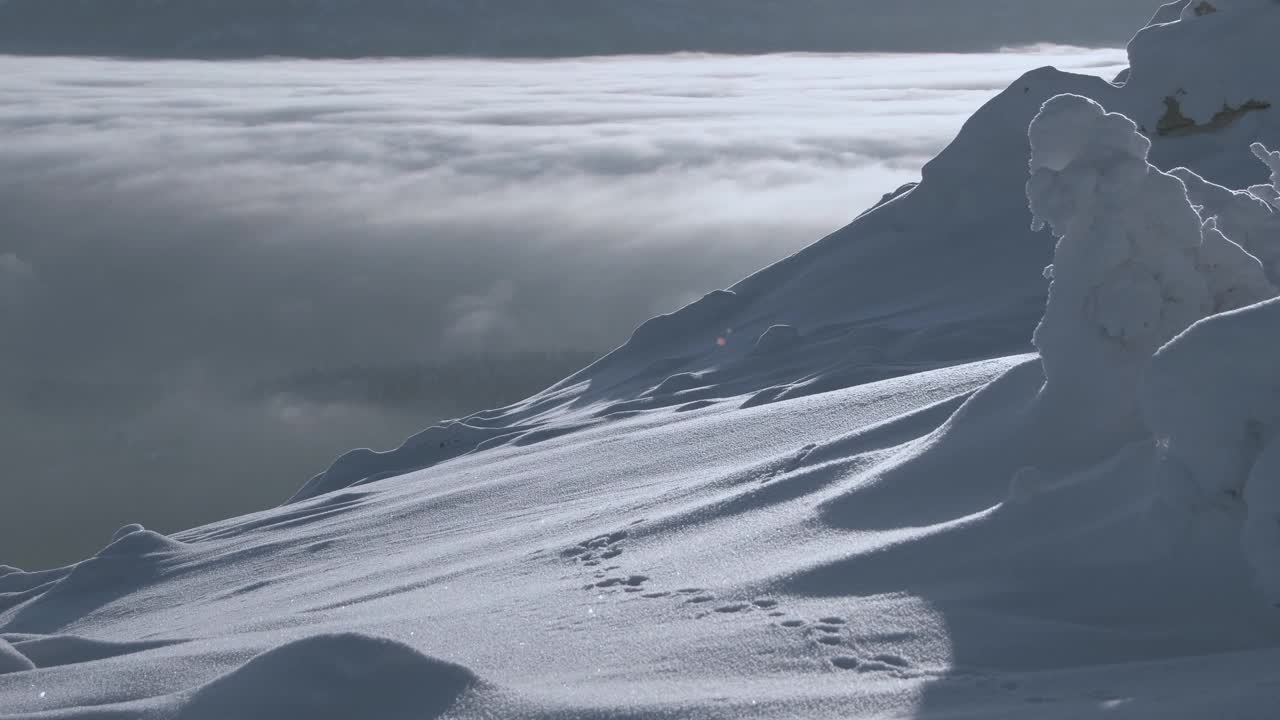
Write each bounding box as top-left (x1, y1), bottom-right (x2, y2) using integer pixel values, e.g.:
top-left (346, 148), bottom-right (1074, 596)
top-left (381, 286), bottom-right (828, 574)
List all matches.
top-left (0, 48), bottom-right (1127, 567)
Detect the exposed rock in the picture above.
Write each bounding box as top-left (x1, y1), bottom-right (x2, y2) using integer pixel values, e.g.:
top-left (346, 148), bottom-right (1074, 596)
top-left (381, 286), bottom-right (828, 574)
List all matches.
top-left (1157, 94), bottom-right (1271, 137)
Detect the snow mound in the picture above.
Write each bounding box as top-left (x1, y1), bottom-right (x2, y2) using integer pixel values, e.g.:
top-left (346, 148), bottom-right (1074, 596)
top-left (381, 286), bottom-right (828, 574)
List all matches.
top-left (111, 523), bottom-right (147, 543)
top-left (179, 633), bottom-right (478, 720)
top-left (1131, 0), bottom-right (1276, 131)
top-left (0, 527), bottom-right (187, 634)
top-left (288, 421), bottom-right (525, 503)
top-left (1143, 297), bottom-right (1280, 605)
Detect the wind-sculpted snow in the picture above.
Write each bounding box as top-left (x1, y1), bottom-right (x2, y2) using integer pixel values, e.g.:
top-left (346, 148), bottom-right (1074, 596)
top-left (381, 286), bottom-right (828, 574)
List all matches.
top-left (1, 526), bottom-right (189, 635)
top-left (8, 4), bottom-right (1280, 719)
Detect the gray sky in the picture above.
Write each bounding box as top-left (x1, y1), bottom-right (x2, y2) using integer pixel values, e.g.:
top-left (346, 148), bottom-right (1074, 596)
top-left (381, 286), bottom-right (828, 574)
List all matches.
top-left (0, 0), bottom-right (1165, 57)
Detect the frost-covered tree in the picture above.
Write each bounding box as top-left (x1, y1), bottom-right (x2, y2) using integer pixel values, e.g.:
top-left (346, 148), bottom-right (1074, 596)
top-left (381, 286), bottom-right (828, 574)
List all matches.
top-left (1252, 142), bottom-right (1280, 210)
top-left (1175, 167), bottom-right (1280, 283)
top-left (1027, 93), bottom-right (1280, 605)
top-left (1024, 94), bottom-right (1271, 432)
top-left (1139, 143), bottom-right (1280, 606)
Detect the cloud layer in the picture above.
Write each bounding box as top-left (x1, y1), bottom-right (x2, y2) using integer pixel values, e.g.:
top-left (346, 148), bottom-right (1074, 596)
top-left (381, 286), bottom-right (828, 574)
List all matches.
top-left (0, 49), bottom-right (1127, 566)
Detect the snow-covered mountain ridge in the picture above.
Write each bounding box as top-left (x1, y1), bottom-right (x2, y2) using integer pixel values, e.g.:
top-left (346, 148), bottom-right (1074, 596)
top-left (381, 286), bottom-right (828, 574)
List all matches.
top-left (295, 0), bottom-right (1280, 503)
top-left (4, 2), bottom-right (1280, 718)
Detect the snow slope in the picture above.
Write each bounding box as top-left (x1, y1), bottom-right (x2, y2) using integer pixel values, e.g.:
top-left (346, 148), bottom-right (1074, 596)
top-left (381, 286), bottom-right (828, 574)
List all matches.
top-left (5, 2), bottom-right (1280, 718)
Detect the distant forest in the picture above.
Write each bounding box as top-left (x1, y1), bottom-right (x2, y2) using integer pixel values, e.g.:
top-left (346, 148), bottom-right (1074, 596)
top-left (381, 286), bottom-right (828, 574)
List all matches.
top-left (0, 0), bottom-right (1163, 58)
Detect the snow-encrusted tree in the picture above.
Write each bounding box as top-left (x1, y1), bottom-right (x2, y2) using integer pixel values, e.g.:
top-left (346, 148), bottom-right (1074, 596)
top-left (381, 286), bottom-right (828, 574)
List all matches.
top-left (1173, 143), bottom-right (1280, 283)
top-left (1139, 143), bottom-right (1280, 606)
top-left (1025, 93), bottom-right (1270, 433)
top-left (1028, 93), bottom-right (1280, 606)
top-left (1252, 142), bottom-right (1280, 210)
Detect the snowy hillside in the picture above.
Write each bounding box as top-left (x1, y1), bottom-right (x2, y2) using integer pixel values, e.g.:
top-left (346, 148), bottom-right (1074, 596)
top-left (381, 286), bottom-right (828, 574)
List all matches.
top-left (0, 0), bottom-right (1159, 58)
top-left (4, 1), bottom-right (1280, 718)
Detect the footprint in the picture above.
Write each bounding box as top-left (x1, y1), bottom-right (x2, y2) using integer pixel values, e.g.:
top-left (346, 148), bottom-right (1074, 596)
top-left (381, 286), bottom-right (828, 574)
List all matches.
top-left (751, 599), bottom-right (778, 609)
top-left (817, 616), bottom-right (847, 625)
top-left (815, 625), bottom-right (843, 634)
top-left (587, 532), bottom-right (628, 548)
top-left (563, 531), bottom-right (629, 565)
top-left (815, 636), bottom-right (843, 646)
top-left (685, 594), bottom-right (715, 604)
top-left (869, 653), bottom-right (910, 669)
top-left (780, 620), bottom-right (806, 628)
top-left (831, 655), bottom-right (904, 673)
top-left (714, 603), bottom-right (750, 614)
top-left (593, 575), bottom-right (648, 589)
top-left (831, 656), bottom-right (860, 671)
top-left (641, 592), bottom-right (670, 599)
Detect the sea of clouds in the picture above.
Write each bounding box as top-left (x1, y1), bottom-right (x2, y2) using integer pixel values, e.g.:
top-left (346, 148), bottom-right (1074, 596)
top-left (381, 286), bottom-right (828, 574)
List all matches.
top-left (0, 48), bottom-right (1127, 566)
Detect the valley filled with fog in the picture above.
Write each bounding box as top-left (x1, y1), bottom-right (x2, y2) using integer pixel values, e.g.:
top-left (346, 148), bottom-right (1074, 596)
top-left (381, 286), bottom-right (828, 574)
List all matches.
top-left (0, 48), bottom-right (1126, 567)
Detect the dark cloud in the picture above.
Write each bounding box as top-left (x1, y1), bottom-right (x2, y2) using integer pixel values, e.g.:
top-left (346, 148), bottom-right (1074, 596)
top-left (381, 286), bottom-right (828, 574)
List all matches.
top-left (0, 49), bottom-right (1127, 568)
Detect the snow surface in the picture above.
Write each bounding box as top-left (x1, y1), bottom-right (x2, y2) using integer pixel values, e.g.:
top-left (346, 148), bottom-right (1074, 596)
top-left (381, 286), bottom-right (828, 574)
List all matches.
top-left (6, 2), bottom-right (1280, 718)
